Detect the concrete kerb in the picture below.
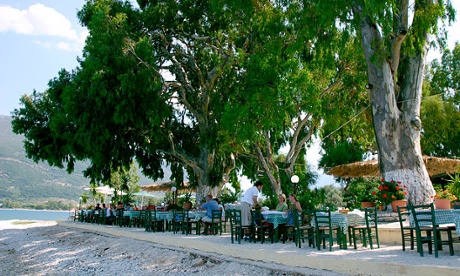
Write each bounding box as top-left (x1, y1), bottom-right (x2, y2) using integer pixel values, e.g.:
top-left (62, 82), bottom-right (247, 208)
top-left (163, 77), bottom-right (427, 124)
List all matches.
top-left (59, 221), bottom-right (460, 276)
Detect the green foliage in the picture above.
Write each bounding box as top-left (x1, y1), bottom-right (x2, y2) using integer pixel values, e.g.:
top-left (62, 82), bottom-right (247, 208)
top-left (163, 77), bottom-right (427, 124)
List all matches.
top-left (297, 188), bottom-right (326, 211)
top-left (219, 187), bottom-right (241, 205)
top-left (422, 44), bottom-right (460, 157)
top-left (322, 184), bottom-right (344, 210)
top-left (343, 178), bottom-right (379, 209)
top-left (446, 173), bottom-right (460, 202)
top-left (1, 199), bottom-right (74, 210)
top-left (177, 192), bottom-right (193, 205)
top-left (319, 140), bottom-right (365, 170)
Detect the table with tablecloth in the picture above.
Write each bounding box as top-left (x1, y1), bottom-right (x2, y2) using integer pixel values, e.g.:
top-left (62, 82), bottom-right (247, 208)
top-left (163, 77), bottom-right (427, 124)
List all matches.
top-left (225, 204), bottom-right (241, 210)
top-left (261, 211), bottom-right (289, 242)
top-left (310, 211), bottom-right (366, 249)
top-left (409, 209), bottom-right (460, 230)
top-left (311, 212), bottom-right (365, 234)
top-left (155, 211), bottom-right (207, 227)
top-left (123, 210), bottom-right (140, 220)
top-left (261, 211), bottom-right (289, 228)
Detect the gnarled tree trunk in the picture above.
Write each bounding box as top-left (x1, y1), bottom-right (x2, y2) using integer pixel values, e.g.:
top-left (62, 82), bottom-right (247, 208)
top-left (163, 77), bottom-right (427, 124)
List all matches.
top-left (357, 4), bottom-right (435, 205)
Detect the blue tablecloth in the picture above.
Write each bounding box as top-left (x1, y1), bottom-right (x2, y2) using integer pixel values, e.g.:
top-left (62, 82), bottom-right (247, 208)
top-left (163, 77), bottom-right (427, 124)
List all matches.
top-left (311, 212), bottom-right (366, 234)
top-left (262, 211), bottom-right (289, 229)
top-left (123, 211), bottom-right (140, 220)
top-left (409, 209), bottom-right (460, 228)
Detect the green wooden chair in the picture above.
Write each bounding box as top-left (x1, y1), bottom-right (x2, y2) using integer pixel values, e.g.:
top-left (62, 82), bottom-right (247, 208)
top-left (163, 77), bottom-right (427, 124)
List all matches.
top-left (313, 209), bottom-right (343, 251)
top-left (229, 209), bottom-right (245, 244)
top-left (350, 207), bottom-right (380, 249)
top-left (98, 209), bottom-right (107, 225)
top-left (410, 203), bottom-right (454, 257)
top-left (250, 209), bottom-right (273, 243)
top-left (145, 210), bottom-right (165, 232)
top-left (209, 209), bottom-right (223, 235)
top-left (284, 210), bottom-right (314, 248)
top-left (397, 205), bottom-right (415, 251)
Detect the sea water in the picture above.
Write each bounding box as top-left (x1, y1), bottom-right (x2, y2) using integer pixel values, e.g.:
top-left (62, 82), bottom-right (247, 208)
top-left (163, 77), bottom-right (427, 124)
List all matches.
top-left (0, 209), bottom-right (72, 221)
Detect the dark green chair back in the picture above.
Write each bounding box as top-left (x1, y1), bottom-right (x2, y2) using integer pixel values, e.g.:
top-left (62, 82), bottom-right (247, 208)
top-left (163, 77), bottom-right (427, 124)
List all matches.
top-left (410, 203), bottom-right (454, 257)
top-left (229, 209), bottom-right (244, 244)
top-left (396, 205), bottom-right (415, 251)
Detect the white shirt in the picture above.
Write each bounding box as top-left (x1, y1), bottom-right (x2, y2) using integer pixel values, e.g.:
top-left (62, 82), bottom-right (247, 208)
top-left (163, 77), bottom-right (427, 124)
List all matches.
top-left (241, 186), bottom-right (259, 205)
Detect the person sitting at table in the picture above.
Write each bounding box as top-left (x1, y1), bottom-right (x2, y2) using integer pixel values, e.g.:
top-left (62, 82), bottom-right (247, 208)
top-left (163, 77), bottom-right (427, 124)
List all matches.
top-left (116, 201), bottom-right (124, 210)
top-left (106, 204), bottom-right (115, 225)
top-left (198, 194), bottom-right (220, 234)
top-left (275, 194), bottom-right (288, 212)
top-left (126, 203), bottom-right (134, 211)
top-left (287, 194), bottom-right (302, 220)
top-left (278, 194), bottom-right (302, 241)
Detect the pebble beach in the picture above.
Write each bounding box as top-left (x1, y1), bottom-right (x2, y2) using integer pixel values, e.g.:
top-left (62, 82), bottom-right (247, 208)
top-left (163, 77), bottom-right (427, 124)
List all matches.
top-left (1, 220), bottom-right (460, 275)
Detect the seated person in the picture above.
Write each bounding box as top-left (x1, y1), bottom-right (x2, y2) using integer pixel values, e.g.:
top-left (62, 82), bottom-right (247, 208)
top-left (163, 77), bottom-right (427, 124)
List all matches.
top-left (198, 195), bottom-right (220, 234)
top-left (126, 203), bottom-right (134, 211)
top-left (116, 201), bottom-right (124, 210)
top-left (275, 194), bottom-right (288, 212)
top-left (106, 204), bottom-right (116, 225)
top-left (279, 194), bottom-right (302, 241)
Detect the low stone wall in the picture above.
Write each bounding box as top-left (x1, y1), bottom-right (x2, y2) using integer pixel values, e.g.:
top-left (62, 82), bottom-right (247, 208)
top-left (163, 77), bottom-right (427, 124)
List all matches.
top-left (377, 211), bottom-right (400, 223)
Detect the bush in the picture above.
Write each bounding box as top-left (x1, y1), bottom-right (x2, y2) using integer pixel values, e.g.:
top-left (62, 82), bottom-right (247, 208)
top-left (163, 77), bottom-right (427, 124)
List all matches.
top-left (343, 178), bottom-right (379, 209)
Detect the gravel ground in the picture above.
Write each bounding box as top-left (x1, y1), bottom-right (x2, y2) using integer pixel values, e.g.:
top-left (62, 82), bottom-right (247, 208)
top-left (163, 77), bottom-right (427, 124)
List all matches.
top-left (1, 220), bottom-right (460, 275)
top-left (0, 220), bottom-right (342, 276)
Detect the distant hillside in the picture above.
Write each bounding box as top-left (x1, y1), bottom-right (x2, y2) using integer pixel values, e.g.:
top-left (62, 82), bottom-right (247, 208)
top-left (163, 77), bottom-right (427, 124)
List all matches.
top-left (0, 115), bottom-right (162, 207)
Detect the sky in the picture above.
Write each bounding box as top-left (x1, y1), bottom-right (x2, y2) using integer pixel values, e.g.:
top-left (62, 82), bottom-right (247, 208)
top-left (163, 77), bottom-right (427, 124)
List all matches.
top-left (0, 1), bottom-right (459, 189)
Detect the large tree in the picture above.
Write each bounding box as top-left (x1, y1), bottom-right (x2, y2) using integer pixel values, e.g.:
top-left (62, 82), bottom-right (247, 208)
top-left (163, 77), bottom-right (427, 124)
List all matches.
top-left (326, 0), bottom-right (456, 204)
top-left (11, 0), bottom-right (252, 201)
top-left (220, 1), bottom-right (370, 196)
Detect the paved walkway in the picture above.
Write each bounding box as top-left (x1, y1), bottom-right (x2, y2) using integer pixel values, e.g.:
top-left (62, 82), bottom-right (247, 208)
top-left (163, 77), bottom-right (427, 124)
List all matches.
top-left (60, 221), bottom-right (460, 275)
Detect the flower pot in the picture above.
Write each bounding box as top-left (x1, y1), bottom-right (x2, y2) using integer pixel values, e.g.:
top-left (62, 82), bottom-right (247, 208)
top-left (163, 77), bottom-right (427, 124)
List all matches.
top-left (378, 205), bottom-right (385, 211)
top-left (391, 199), bottom-right (407, 212)
top-left (434, 198), bottom-right (451, 209)
top-left (183, 202), bottom-right (192, 210)
top-left (361, 201), bottom-right (375, 209)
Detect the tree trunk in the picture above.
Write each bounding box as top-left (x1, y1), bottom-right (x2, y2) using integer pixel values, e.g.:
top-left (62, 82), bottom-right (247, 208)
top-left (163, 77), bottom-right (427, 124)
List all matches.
top-left (359, 13), bottom-right (434, 205)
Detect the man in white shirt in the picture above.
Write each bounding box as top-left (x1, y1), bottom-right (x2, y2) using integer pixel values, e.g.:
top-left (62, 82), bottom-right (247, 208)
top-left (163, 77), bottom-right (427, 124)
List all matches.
top-left (240, 181), bottom-right (263, 227)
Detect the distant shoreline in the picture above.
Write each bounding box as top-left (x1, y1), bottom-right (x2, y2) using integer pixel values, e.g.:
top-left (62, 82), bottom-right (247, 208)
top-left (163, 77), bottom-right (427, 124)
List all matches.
top-left (0, 209), bottom-right (72, 221)
top-left (0, 207), bottom-right (73, 212)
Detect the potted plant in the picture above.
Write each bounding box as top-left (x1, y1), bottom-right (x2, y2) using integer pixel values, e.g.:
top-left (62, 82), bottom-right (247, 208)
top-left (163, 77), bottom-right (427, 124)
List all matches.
top-left (433, 188), bottom-right (457, 209)
top-left (446, 173), bottom-right (460, 209)
top-left (376, 179), bottom-right (407, 212)
top-left (178, 192), bottom-right (193, 210)
top-left (343, 178), bottom-right (379, 209)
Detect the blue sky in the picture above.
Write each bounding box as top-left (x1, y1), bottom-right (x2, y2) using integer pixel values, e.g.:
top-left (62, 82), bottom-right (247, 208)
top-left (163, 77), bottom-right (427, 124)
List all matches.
top-left (0, 1), bottom-right (459, 189)
top-left (0, 0), bottom-right (88, 116)
top-left (0, 1), bottom-right (459, 117)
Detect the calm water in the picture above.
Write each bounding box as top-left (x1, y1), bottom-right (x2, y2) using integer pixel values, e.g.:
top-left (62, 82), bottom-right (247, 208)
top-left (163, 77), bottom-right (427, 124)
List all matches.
top-left (0, 209), bottom-right (72, 221)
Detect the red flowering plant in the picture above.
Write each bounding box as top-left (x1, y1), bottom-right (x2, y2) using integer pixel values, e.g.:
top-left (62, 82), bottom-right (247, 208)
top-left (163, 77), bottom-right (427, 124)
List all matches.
top-left (375, 178), bottom-right (407, 205)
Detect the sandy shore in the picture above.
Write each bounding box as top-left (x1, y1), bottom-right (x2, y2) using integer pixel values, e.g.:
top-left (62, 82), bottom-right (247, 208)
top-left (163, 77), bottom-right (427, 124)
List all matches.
top-left (1, 220), bottom-right (460, 275)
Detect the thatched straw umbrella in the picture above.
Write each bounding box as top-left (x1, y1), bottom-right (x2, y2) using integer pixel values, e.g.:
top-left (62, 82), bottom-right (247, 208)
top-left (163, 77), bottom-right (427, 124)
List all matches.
top-left (141, 181), bottom-right (195, 193)
top-left (326, 156), bottom-right (460, 178)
